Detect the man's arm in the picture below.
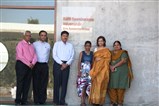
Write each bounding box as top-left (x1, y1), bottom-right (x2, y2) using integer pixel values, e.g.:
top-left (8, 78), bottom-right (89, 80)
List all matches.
top-left (52, 42), bottom-right (63, 64)
top-left (31, 48), bottom-right (37, 65)
top-left (66, 44), bottom-right (75, 65)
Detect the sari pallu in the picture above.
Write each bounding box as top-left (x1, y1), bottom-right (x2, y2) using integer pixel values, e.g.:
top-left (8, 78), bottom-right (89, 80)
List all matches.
top-left (88, 48), bottom-right (111, 105)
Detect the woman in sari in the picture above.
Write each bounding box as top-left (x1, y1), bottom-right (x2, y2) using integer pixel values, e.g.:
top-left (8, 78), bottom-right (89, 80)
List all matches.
top-left (77, 41), bottom-right (93, 106)
top-left (89, 36), bottom-right (111, 106)
top-left (108, 41), bottom-right (133, 106)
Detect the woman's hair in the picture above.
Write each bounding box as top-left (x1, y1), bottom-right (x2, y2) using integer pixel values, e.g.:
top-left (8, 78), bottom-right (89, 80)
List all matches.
top-left (84, 41), bottom-right (92, 46)
top-left (113, 40), bottom-right (122, 50)
top-left (96, 36), bottom-right (106, 47)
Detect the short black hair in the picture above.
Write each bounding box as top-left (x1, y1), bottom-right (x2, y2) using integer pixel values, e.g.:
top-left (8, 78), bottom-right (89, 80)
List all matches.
top-left (39, 30), bottom-right (47, 36)
top-left (113, 40), bottom-right (122, 50)
top-left (96, 36), bottom-right (106, 47)
top-left (61, 31), bottom-right (69, 36)
top-left (113, 40), bottom-right (121, 47)
top-left (85, 41), bottom-right (92, 46)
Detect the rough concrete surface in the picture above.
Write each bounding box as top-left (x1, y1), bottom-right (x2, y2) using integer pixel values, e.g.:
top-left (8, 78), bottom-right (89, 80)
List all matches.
top-left (55, 0), bottom-right (159, 105)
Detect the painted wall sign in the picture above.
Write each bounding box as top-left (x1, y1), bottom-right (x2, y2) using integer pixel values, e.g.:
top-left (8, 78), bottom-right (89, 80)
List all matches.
top-left (62, 7), bottom-right (95, 33)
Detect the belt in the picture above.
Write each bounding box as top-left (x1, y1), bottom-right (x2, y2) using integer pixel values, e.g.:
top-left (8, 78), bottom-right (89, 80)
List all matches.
top-left (61, 60), bottom-right (67, 63)
top-left (37, 62), bottom-right (47, 64)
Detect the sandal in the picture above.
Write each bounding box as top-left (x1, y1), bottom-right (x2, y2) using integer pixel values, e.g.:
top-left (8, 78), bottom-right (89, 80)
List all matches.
top-left (80, 103), bottom-right (86, 106)
top-left (110, 103), bottom-right (118, 106)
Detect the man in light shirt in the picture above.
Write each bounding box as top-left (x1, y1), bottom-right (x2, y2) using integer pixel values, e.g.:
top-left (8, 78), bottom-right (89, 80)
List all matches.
top-left (53, 31), bottom-right (75, 105)
top-left (33, 30), bottom-right (51, 105)
top-left (15, 30), bottom-right (37, 105)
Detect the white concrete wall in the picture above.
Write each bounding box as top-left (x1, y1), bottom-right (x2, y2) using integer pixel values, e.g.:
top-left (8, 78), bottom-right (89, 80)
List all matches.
top-left (55, 0), bottom-right (159, 105)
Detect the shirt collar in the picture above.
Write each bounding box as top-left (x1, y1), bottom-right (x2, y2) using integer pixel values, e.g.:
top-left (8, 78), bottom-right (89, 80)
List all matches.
top-left (39, 40), bottom-right (46, 44)
top-left (60, 40), bottom-right (68, 45)
top-left (22, 39), bottom-right (31, 45)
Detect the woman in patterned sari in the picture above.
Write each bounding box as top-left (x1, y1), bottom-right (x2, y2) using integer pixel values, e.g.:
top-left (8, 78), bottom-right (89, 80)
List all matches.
top-left (89, 36), bottom-right (111, 106)
top-left (108, 41), bottom-right (133, 106)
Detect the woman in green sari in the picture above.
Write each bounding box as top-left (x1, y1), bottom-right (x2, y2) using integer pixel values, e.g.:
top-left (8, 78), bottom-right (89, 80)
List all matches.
top-left (108, 41), bottom-right (133, 106)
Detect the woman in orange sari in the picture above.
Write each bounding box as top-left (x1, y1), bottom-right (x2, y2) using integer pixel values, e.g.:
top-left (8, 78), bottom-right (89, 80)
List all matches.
top-left (89, 36), bottom-right (111, 106)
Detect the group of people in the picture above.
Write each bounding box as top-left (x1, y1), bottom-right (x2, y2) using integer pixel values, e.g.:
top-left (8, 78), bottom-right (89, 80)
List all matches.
top-left (15, 30), bottom-right (133, 106)
top-left (77, 37), bottom-right (133, 106)
top-left (15, 30), bottom-right (50, 105)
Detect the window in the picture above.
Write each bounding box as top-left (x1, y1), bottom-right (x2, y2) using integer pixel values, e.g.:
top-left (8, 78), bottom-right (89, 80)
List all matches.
top-left (0, 0), bottom-right (55, 102)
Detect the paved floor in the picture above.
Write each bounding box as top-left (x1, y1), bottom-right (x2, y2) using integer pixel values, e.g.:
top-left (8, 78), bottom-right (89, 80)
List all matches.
top-left (0, 97), bottom-right (158, 106)
top-left (0, 97), bottom-right (54, 105)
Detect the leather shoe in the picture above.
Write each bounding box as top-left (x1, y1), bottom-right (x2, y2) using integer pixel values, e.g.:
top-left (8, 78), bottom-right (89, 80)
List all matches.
top-left (60, 102), bottom-right (68, 105)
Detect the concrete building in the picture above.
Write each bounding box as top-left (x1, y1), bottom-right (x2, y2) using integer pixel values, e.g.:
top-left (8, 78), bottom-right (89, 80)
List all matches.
top-left (55, 0), bottom-right (159, 105)
top-left (1, 22), bottom-right (54, 33)
top-left (0, 0), bottom-right (158, 105)
top-left (0, 23), bottom-right (54, 100)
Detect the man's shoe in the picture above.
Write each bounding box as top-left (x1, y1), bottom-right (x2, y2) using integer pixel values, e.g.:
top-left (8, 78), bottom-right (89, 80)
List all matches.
top-left (34, 102), bottom-right (40, 105)
top-left (53, 102), bottom-right (59, 105)
top-left (21, 101), bottom-right (29, 105)
top-left (39, 102), bottom-right (46, 105)
top-left (60, 102), bottom-right (68, 105)
top-left (15, 102), bottom-right (21, 105)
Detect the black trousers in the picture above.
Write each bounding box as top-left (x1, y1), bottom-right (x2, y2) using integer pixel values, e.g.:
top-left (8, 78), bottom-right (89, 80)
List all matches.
top-left (33, 62), bottom-right (49, 104)
top-left (53, 61), bottom-right (70, 105)
top-left (15, 60), bottom-right (32, 104)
